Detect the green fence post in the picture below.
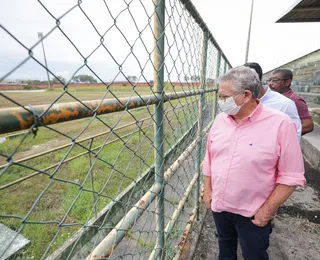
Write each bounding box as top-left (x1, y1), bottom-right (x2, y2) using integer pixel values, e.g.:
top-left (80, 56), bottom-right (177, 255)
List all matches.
top-left (88, 137), bottom-right (97, 217)
top-left (214, 50), bottom-right (222, 118)
top-left (224, 58), bottom-right (227, 74)
top-left (153, 0), bottom-right (165, 258)
top-left (195, 32), bottom-right (208, 220)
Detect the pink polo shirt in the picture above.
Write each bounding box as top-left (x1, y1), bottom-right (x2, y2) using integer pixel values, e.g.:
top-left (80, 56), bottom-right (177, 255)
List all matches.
top-left (203, 101), bottom-right (306, 217)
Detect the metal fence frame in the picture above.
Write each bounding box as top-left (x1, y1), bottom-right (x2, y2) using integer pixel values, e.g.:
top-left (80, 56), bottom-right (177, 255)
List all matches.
top-left (0, 0), bottom-right (231, 259)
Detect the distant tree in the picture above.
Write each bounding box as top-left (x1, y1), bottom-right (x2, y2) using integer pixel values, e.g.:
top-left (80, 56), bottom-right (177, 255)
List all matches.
top-left (190, 75), bottom-right (200, 82)
top-left (32, 80), bottom-right (41, 85)
top-left (206, 78), bottom-right (215, 83)
top-left (22, 80), bottom-right (41, 85)
top-left (127, 75), bottom-right (137, 83)
top-left (184, 75), bottom-right (189, 82)
top-left (52, 76), bottom-right (66, 84)
top-left (73, 75), bottom-right (97, 83)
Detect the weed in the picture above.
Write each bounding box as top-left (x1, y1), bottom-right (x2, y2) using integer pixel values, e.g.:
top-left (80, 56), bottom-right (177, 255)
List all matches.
top-left (0, 87), bottom-right (200, 259)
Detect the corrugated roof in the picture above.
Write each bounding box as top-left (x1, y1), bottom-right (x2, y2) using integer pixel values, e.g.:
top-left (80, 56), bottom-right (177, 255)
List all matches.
top-left (277, 0), bottom-right (320, 23)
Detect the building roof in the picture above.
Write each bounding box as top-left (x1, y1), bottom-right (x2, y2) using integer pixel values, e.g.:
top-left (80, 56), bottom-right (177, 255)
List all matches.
top-left (277, 0), bottom-right (320, 23)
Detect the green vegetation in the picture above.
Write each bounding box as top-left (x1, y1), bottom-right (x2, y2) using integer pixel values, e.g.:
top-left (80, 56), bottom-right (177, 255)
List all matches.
top-left (125, 231), bottom-right (156, 251)
top-left (0, 85), bottom-right (192, 109)
top-left (0, 86), bottom-right (206, 259)
top-left (165, 227), bottom-right (184, 259)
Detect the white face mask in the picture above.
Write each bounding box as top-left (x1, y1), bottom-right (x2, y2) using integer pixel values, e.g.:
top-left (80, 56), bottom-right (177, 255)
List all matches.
top-left (218, 94), bottom-right (243, 115)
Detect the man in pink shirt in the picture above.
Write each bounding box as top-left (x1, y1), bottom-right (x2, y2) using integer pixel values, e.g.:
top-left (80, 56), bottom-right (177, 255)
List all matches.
top-left (268, 68), bottom-right (314, 135)
top-left (203, 66), bottom-right (305, 260)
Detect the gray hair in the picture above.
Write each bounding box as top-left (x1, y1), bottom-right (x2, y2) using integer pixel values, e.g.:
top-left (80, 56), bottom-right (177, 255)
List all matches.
top-left (217, 66), bottom-right (261, 99)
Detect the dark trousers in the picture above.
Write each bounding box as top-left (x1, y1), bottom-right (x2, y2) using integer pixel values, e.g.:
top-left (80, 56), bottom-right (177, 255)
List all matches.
top-left (212, 211), bottom-right (271, 260)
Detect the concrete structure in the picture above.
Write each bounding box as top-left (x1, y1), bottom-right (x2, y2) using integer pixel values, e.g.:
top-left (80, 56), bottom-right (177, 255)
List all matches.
top-left (277, 0), bottom-right (320, 23)
top-left (263, 48), bottom-right (320, 90)
top-left (0, 224), bottom-right (30, 260)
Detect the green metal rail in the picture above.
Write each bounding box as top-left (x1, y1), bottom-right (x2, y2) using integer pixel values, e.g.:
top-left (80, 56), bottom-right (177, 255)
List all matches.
top-left (0, 0), bottom-right (231, 259)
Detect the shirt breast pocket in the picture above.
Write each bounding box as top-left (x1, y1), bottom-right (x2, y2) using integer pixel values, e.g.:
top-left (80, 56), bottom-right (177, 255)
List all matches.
top-left (239, 141), bottom-right (280, 175)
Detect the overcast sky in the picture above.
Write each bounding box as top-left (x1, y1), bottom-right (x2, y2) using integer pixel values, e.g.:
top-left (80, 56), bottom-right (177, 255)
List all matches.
top-left (0, 0), bottom-right (319, 82)
top-left (195, 0), bottom-right (320, 73)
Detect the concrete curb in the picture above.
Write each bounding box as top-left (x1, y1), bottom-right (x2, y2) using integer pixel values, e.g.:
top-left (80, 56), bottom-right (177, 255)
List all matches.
top-left (301, 123), bottom-right (320, 170)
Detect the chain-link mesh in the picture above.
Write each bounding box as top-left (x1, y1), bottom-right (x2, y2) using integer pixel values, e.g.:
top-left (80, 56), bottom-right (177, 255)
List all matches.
top-left (0, 0), bottom-right (231, 259)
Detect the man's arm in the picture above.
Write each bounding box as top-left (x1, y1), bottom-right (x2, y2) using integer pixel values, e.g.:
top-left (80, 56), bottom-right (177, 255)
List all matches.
top-left (301, 117), bottom-right (314, 135)
top-left (252, 119), bottom-right (305, 227)
top-left (204, 175), bottom-right (212, 209)
top-left (294, 98), bottom-right (314, 135)
top-left (252, 184), bottom-right (295, 227)
top-left (283, 100), bottom-right (301, 141)
top-left (202, 126), bottom-right (216, 209)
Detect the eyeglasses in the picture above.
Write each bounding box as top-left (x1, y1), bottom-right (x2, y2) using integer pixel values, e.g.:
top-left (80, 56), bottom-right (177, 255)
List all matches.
top-left (267, 78), bottom-right (289, 83)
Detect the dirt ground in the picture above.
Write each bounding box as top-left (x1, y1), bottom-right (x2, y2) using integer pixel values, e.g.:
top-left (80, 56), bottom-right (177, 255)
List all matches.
top-left (182, 159), bottom-right (320, 260)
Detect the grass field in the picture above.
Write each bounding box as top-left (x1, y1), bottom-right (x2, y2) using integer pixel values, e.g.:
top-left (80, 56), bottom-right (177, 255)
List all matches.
top-left (0, 85), bottom-right (191, 109)
top-left (0, 85), bottom-right (211, 259)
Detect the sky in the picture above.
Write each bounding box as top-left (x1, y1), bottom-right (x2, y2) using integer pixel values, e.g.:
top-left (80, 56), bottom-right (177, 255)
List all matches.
top-left (195, 0), bottom-right (320, 73)
top-left (0, 0), bottom-right (319, 82)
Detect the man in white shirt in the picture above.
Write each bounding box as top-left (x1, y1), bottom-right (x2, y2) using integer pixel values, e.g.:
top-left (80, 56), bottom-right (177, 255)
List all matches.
top-left (244, 62), bottom-right (301, 141)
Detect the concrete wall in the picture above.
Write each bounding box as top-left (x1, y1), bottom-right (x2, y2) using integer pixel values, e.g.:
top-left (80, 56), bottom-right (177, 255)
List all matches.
top-left (263, 49), bottom-right (320, 90)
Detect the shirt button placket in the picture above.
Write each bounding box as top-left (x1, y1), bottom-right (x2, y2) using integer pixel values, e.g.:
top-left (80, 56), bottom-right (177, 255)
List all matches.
top-left (221, 127), bottom-right (239, 204)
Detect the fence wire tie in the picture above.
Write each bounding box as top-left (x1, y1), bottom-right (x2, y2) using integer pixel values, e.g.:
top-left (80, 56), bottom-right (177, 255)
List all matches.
top-left (28, 104), bottom-right (39, 138)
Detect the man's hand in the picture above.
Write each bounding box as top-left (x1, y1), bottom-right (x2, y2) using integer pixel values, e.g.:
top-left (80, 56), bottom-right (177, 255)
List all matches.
top-left (204, 175), bottom-right (212, 209)
top-left (252, 184), bottom-right (296, 227)
top-left (204, 189), bottom-right (212, 209)
top-left (251, 207), bottom-right (271, 227)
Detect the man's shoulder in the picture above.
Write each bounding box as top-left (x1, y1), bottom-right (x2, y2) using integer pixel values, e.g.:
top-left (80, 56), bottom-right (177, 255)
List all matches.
top-left (263, 90), bottom-right (296, 114)
top-left (209, 113), bottom-right (228, 134)
top-left (291, 91), bottom-right (307, 103)
top-left (214, 112), bottom-right (227, 123)
top-left (260, 104), bottom-right (292, 123)
top-left (268, 89), bottom-right (292, 104)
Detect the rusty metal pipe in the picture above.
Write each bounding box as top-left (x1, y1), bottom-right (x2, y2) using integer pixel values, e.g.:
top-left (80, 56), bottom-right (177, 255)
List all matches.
top-left (86, 183), bottom-right (162, 260)
top-left (0, 126), bottom-right (149, 191)
top-left (0, 117), bottom-right (151, 169)
top-left (0, 104), bottom-right (189, 190)
top-left (0, 104), bottom-right (185, 170)
top-left (173, 189), bottom-right (204, 260)
top-left (149, 171), bottom-right (200, 260)
top-left (85, 120), bottom-right (213, 259)
top-left (0, 89), bottom-right (215, 135)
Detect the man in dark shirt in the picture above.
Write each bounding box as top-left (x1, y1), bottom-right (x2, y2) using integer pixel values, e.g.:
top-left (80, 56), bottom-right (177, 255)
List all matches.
top-left (268, 68), bottom-right (314, 135)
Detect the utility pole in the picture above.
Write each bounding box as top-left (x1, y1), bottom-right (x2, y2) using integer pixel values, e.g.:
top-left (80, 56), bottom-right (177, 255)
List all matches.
top-left (38, 32), bottom-right (52, 90)
top-left (245, 0), bottom-right (254, 63)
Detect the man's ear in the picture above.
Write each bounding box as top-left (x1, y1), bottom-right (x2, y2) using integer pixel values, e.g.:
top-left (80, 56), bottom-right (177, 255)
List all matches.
top-left (285, 79), bottom-right (292, 87)
top-left (244, 90), bottom-right (253, 101)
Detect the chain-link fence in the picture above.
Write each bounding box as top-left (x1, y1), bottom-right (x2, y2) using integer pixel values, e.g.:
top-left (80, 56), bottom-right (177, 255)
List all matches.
top-left (0, 0), bottom-right (231, 259)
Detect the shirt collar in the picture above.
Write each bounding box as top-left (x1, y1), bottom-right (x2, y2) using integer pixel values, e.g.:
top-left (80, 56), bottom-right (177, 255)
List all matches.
top-left (260, 85), bottom-right (270, 102)
top-left (247, 100), bottom-right (263, 122)
top-left (282, 88), bottom-right (293, 97)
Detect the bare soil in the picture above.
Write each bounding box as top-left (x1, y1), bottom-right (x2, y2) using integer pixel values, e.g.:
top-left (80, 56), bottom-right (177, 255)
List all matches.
top-left (183, 159), bottom-right (320, 260)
